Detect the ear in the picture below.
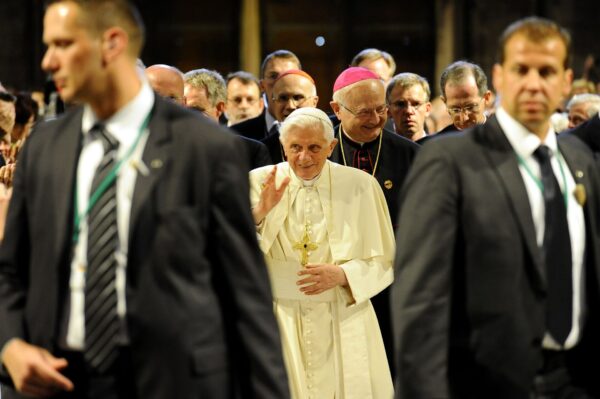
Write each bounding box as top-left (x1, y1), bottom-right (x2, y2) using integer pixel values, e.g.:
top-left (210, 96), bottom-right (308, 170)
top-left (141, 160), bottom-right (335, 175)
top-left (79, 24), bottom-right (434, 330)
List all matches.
top-left (258, 97), bottom-right (265, 112)
top-left (424, 101), bottom-right (432, 116)
top-left (330, 101), bottom-right (341, 119)
top-left (102, 27), bottom-right (128, 64)
top-left (215, 101), bottom-right (226, 118)
top-left (563, 68), bottom-right (574, 99)
top-left (482, 90), bottom-right (493, 107)
top-left (328, 138), bottom-right (339, 155)
top-left (309, 95), bottom-right (319, 107)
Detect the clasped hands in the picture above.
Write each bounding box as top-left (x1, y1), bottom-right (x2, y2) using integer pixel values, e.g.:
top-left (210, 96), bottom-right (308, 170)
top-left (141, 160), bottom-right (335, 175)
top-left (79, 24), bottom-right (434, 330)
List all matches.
top-left (297, 263), bottom-right (348, 295)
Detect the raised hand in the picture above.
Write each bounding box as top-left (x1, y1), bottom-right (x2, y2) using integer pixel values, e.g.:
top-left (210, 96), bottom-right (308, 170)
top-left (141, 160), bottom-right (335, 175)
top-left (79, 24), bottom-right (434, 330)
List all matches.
top-left (252, 165), bottom-right (290, 224)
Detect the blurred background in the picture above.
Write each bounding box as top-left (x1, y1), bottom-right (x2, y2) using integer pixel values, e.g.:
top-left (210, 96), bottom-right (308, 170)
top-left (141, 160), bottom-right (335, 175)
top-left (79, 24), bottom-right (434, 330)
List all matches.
top-left (1, 0), bottom-right (598, 110)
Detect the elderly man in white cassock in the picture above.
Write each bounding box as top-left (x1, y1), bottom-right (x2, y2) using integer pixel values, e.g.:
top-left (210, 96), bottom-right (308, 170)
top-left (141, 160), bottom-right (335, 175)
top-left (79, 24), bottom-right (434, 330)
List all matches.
top-left (249, 107), bottom-right (395, 399)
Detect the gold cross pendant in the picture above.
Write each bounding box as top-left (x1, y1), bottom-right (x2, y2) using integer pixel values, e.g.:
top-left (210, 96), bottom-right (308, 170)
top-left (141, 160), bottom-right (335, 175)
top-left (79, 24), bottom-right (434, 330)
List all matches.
top-left (292, 223), bottom-right (318, 266)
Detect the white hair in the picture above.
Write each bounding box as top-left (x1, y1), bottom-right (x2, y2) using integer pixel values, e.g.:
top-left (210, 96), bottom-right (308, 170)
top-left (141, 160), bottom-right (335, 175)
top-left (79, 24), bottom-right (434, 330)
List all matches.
top-left (567, 93), bottom-right (600, 118)
top-left (279, 107), bottom-right (334, 144)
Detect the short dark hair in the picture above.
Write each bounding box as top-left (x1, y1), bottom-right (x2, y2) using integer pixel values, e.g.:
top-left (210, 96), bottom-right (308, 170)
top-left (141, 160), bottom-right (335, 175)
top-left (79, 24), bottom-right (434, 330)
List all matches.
top-left (226, 71), bottom-right (261, 91)
top-left (386, 73), bottom-right (431, 104)
top-left (260, 50), bottom-right (301, 79)
top-left (497, 16), bottom-right (571, 68)
top-left (45, 0), bottom-right (145, 57)
top-left (440, 60), bottom-right (488, 98)
top-left (351, 48), bottom-right (396, 77)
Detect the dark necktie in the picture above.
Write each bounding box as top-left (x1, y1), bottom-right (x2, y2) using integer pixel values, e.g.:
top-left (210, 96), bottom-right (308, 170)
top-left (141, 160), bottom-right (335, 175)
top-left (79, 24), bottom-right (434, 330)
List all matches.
top-left (84, 125), bottom-right (120, 373)
top-left (267, 121), bottom-right (279, 138)
top-left (533, 145), bottom-right (572, 345)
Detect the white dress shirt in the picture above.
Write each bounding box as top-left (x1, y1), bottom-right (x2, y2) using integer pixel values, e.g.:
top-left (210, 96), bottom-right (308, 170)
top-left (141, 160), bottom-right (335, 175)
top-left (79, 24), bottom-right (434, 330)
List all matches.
top-left (496, 107), bottom-right (586, 350)
top-left (65, 82), bottom-right (154, 350)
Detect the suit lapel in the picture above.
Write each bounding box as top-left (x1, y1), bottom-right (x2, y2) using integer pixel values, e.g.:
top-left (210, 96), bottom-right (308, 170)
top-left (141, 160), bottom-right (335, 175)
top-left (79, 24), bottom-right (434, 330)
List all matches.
top-left (478, 116), bottom-right (546, 291)
top-left (52, 110), bottom-right (84, 259)
top-left (128, 99), bottom-right (172, 244)
top-left (559, 137), bottom-right (589, 190)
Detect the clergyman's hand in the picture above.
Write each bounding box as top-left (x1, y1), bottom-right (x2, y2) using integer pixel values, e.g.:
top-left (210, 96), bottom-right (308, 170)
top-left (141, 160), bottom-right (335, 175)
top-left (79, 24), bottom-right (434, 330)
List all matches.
top-left (297, 263), bottom-right (348, 295)
top-left (252, 165), bottom-right (290, 224)
top-left (1, 339), bottom-right (74, 397)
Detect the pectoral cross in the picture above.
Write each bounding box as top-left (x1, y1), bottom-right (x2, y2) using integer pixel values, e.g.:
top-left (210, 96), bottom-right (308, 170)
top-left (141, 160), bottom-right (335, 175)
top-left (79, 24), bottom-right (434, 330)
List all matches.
top-left (293, 223), bottom-right (318, 266)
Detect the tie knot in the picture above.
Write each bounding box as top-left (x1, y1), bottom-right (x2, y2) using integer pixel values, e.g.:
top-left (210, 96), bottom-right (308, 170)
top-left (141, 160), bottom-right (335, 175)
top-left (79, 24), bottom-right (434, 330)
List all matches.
top-left (533, 145), bottom-right (552, 164)
top-left (268, 122), bottom-right (279, 137)
top-left (91, 124), bottom-right (119, 152)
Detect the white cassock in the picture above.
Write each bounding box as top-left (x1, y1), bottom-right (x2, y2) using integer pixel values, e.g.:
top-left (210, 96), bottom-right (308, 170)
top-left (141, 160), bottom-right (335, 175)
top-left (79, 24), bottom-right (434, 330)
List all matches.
top-left (249, 160), bottom-right (395, 399)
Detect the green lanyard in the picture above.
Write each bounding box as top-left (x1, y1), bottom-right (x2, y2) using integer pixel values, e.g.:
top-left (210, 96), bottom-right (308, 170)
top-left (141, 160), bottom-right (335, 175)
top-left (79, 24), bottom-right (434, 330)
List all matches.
top-left (516, 147), bottom-right (569, 209)
top-left (72, 111), bottom-right (152, 244)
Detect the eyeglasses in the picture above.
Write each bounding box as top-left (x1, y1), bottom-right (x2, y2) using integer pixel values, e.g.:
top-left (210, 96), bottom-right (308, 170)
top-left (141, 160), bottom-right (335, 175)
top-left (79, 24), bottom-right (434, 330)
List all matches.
top-left (447, 102), bottom-right (481, 116)
top-left (272, 94), bottom-right (313, 107)
top-left (0, 91), bottom-right (16, 103)
top-left (389, 100), bottom-right (426, 111)
top-left (338, 102), bottom-right (388, 119)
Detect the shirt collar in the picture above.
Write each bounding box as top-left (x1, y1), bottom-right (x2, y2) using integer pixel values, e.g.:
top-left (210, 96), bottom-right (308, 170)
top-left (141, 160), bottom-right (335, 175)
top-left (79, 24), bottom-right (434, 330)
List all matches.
top-left (496, 106), bottom-right (557, 159)
top-left (81, 81), bottom-right (155, 146)
top-left (265, 108), bottom-right (278, 131)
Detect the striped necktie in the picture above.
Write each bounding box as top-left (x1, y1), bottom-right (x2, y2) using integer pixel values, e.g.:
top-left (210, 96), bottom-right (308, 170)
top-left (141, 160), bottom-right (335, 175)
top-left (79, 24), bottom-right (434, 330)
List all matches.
top-left (84, 124), bottom-right (120, 373)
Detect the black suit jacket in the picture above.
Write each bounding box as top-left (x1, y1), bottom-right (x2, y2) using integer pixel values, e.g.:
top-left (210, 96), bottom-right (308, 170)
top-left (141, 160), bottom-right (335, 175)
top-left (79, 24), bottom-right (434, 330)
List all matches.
top-left (417, 123), bottom-right (458, 145)
top-left (261, 130), bottom-right (284, 164)
top-left (0, 97), bottom-right (289, 399)
top-left (239, 135), bottom-right (272, 170)
top-left (392, 115), bottom-right (600, 398)
top-left (229, 109), bottom-right (268, 141)
top-left (329, 126), bottom-right (419, 227)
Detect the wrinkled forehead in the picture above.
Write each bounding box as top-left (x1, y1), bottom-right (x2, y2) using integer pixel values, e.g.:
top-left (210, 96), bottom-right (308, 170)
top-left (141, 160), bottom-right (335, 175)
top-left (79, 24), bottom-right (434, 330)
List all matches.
top-left (343, 79), bottom-right (385, 104)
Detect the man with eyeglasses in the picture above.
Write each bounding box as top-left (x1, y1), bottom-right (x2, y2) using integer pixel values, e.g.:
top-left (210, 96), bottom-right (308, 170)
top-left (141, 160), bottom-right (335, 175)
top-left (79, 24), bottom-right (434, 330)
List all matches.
top-left (329, 67), bottom-right (419, 373)
top-left (386, 73), bottom-right (432, 141)
top-left (225, 71), bottom-right (264, 126)
top-left (261, 69), bottom-right (319, 164)
top-left (145, 64), bottom-right (185, 105)
top-left (231, 50), bottom-right (301, 141)
top-left (424, 60), bottom-right (492, 144)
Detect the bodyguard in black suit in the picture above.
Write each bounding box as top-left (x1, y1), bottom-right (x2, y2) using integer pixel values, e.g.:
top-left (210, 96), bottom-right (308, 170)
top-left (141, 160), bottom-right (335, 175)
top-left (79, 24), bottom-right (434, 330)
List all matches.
top-left (392, 17), bottom-right (600, 399)
top-left (0, 1), bottom-right (289, 398)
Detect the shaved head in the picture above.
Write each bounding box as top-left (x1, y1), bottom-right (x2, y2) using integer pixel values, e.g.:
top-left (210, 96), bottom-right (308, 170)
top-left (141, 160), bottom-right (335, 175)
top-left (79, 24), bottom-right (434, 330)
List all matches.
top-left (145, 64), bottom-right (184, 104)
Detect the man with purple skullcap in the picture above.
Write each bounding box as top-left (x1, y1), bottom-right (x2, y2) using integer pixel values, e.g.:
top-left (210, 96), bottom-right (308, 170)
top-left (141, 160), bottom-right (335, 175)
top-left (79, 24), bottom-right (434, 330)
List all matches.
top-left (329, 66), bottom-right (419, 373)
